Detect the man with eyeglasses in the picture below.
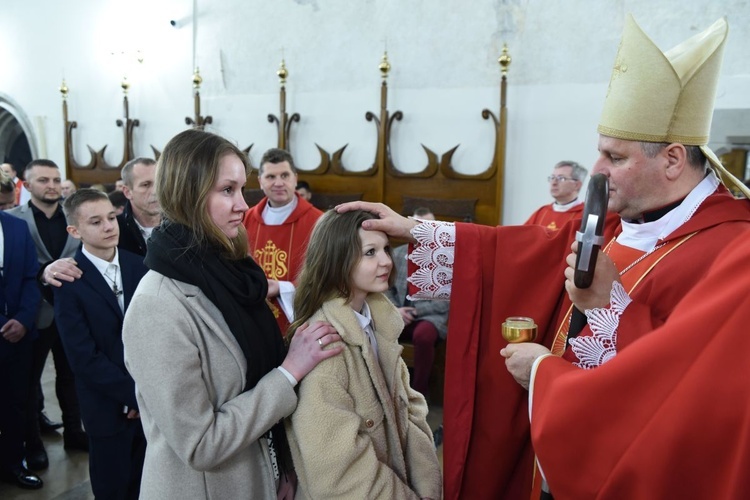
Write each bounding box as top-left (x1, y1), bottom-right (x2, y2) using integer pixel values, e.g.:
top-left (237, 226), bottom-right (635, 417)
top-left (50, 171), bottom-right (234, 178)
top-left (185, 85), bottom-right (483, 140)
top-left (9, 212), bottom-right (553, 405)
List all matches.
top-left (338, 16), bottom-right (750, 499)
top-left (524, 161), bottom-right (587, 230)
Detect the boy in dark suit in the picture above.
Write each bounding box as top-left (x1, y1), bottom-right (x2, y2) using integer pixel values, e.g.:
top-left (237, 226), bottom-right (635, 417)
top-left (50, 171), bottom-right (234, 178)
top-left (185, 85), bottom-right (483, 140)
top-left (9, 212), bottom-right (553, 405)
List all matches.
top-left (53, 189), bottom-right (147, 499)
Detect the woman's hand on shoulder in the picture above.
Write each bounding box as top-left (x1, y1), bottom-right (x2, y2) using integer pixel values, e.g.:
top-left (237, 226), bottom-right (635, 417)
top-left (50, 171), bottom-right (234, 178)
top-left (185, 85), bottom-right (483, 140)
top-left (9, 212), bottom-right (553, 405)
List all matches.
top-left (281, 321), bottom-right (343, 381)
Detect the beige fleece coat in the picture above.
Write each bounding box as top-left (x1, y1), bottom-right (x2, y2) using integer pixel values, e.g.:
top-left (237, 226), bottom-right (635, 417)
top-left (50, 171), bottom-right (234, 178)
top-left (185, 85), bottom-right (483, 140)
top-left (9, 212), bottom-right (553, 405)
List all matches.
top-left (123, 271), bottom-right (298, 500)
top-left (286, 293), bottom-right (442, 499)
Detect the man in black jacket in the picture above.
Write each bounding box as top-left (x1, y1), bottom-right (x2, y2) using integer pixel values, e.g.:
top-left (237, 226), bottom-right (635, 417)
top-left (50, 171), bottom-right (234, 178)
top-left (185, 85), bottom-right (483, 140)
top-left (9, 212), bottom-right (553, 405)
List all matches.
top-left (117, 158), bottom-right (159, 256)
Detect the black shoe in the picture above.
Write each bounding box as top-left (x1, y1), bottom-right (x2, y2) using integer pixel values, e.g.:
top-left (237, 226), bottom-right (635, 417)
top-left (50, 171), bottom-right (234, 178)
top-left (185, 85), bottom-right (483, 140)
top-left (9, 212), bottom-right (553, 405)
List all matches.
top-left (25, 445), bottom-right (49, 470)
top-left (0, 466), bottom-right (44, 490)
top-left (63, 430), bottom-right (89, 452)
top-left (39, 412), bottom-right (63, 434)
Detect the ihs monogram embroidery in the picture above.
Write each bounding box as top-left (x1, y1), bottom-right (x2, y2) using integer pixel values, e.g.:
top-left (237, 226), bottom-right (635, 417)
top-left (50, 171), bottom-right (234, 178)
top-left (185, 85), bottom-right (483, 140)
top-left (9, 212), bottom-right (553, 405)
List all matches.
top-left (254, 241), bottom-right (289, 280)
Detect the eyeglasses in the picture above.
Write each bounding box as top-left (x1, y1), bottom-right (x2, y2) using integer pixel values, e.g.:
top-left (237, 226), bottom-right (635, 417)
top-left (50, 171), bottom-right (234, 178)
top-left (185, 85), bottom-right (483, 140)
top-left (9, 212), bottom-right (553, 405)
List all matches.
top-left (547, 175), bottom-right (577, 183)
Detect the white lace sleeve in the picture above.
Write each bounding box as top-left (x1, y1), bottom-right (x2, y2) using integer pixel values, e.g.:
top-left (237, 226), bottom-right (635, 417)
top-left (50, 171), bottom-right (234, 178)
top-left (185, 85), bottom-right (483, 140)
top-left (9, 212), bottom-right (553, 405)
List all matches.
top-left (405, 220), bottom-right (456, 300)
top-left (569, 281), bottom-right (632, 370)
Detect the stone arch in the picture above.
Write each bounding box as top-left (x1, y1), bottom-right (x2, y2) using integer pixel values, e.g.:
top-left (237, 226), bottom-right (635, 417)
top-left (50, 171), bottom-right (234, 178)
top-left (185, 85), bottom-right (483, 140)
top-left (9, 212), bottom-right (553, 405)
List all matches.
top-left (0, 93), bottom-right (38, 176)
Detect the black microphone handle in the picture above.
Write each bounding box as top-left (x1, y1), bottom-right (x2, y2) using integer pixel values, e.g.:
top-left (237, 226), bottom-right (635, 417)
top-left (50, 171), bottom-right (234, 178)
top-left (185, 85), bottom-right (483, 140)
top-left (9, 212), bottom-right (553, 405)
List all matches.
top-left (566, 308), bottom-right (588, 349)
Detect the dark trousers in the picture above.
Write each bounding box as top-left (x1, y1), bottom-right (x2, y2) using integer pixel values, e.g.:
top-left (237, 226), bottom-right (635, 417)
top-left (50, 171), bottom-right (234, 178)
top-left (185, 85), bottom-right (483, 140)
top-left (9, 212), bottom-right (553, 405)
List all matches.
top-left (400, 320), bottom-right (439, 396)
top-left (89, 422), bottom-right (146, 500)
top-left (0, 340), bottom-right (32, 471)
top-left (25, 321), bottom-right (82, 447)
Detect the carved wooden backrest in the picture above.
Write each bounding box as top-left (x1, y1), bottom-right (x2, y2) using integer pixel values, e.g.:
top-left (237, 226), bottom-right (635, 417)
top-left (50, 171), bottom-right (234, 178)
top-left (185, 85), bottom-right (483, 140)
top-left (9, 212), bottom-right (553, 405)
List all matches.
top-left (64, 49), bottom-right (511, 226)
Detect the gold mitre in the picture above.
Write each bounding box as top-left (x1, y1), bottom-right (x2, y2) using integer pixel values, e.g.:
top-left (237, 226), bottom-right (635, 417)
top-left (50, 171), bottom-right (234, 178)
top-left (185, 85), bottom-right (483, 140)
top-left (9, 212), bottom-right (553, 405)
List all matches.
top-left (599, 15), bottom-right (727, 144)
top-left (598, 15), bottom-right (750, 197)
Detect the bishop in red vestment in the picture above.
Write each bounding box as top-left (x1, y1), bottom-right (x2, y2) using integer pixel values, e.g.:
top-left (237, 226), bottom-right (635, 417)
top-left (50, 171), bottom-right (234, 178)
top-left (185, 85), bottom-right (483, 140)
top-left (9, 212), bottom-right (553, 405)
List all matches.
top-left (450, 181), bottom-right (750, 499)
top-left (338, 15), bottom-right (750, 500)
top-left (528, 227), bottom-right (750, 499)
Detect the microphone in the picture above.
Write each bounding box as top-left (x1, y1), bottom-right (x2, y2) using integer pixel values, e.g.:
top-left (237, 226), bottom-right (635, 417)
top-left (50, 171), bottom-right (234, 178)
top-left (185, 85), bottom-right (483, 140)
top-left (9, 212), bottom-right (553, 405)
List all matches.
top-left (567, 173), bottom-right (609, 347)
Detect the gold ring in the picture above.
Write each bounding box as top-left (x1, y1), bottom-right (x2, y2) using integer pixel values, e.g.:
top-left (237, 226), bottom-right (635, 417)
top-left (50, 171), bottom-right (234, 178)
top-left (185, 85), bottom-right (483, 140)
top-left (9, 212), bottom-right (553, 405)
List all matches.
top-left (317, 338), bottom-right (323, 348)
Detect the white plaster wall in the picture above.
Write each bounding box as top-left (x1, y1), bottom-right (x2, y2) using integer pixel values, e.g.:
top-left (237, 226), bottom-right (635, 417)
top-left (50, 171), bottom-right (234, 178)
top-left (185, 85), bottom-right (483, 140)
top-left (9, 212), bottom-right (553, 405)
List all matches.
top-left (1, 0), bottom-right (748, 224)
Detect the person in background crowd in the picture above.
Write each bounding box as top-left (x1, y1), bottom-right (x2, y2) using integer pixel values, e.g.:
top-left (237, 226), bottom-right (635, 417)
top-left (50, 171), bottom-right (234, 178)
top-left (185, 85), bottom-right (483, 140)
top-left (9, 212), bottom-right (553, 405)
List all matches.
top-left (1, 163), bottom-right (26, 206)
top-left (0, 193), bottom-right (43, 490)
top-left (108, 190), bottom-right (128, 216)
top-left (0, 170), bottom-right (17, 210)
top-left (295, 180), bottom-right (312, 202)
top-left (524, 161), bottom-right (587, 231)
top-left (8, 159), bottom-right (88, 475)
top-left (386, 207), bottom-right (449, 399)
top-left (243, 149), bottom-right (322, 333)
top-left (61, 179), bottom-right (77, 199)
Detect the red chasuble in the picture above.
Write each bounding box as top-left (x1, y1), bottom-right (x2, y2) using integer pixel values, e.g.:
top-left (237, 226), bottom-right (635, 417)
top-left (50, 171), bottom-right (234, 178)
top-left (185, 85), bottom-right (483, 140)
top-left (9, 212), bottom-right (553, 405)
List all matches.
top-left (531, 227), bottom-right (750, 499)
top-left (524, 202), bottom-right (584, 231)
top-left (441, 186), bottom-right (750, 500)
top-left (243, 195), bottom-right (322, 333)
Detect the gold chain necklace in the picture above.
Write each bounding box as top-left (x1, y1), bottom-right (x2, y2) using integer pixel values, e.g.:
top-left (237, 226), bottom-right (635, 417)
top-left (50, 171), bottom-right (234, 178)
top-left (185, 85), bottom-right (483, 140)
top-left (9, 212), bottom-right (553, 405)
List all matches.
top-left (617, 242), bottom-right (668, 276)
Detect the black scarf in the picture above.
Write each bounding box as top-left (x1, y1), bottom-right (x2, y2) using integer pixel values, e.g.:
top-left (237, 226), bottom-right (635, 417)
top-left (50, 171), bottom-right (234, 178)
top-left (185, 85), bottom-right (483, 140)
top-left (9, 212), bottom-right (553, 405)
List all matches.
top-left (145, 221), bottom-right (291, 473)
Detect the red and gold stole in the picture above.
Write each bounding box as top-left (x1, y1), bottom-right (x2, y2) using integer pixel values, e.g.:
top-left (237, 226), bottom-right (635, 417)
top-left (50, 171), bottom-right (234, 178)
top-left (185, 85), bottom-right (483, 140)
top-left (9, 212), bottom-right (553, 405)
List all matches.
top-left (550, 233), bottom-right (698, 356)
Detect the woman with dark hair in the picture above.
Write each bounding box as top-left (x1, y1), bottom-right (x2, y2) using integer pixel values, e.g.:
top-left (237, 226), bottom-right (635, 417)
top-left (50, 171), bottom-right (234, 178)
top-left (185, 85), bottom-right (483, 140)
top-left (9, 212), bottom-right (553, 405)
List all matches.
top-left (285, 210), bottom-right (442, 499)
top-left (123, 129), bottom-right (342, 499)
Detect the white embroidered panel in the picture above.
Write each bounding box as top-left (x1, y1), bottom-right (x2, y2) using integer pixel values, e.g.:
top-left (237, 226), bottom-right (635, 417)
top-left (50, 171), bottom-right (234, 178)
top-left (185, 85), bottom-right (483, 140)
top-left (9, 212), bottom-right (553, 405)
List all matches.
top-left (406, 220), bottom-right (456, 300)
top-left (570, 281), bottom-right (632, 370)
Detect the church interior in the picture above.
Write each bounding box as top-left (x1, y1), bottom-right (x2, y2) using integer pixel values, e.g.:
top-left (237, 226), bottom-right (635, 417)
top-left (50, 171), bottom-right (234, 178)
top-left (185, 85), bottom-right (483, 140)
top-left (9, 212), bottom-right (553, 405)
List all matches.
top-left (1, 0), bottom-right (749, 498)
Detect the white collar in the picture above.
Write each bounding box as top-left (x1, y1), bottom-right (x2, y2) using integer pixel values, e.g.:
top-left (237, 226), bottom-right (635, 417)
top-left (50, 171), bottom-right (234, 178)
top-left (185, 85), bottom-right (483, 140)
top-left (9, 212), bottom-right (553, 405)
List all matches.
top-left (82, 246), bottom-right (120, 276)
top-left (262, 196), bottom-right (297, 225)
top-left (353, 300), bottom-right (379, 360)
top-left (552, 199), bottom-right (582, 213)
top-left (617, 172), bottom-right (720, 252)
top-left (353, 300), bottom-right (373, 330)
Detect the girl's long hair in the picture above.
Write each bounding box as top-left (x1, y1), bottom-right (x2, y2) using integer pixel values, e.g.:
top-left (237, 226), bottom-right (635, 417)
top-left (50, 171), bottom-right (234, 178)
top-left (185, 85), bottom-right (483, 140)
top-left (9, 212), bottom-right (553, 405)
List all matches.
top-left (287, 209), bottom-right (393, 339)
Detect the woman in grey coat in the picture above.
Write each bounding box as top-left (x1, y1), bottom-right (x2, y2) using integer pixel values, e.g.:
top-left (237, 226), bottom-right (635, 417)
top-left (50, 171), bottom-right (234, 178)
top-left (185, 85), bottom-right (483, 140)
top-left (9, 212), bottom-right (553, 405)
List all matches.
top-left (123, 129), bottom-right (342, 499)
